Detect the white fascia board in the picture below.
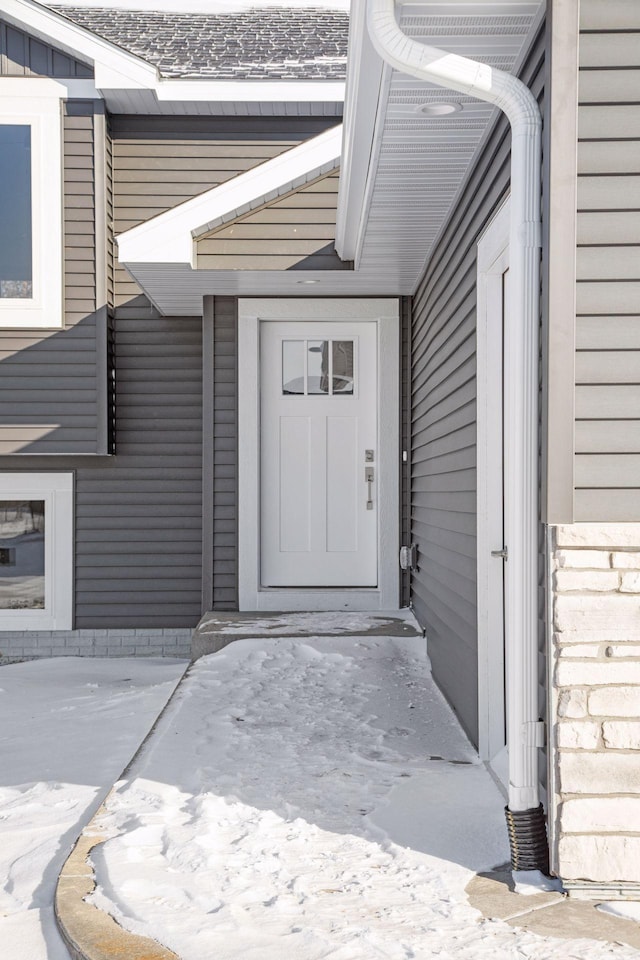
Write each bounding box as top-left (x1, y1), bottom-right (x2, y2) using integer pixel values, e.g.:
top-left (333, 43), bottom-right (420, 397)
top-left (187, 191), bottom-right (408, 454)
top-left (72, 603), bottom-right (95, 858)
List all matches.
top-left (335, 0), bottom-right (385, 261)
top-left (2, 0), bottom-right (158, 87)
top-left (154, 80), bottom-right (345, 103)
top-left (117, 123), bottom-right (342, 266)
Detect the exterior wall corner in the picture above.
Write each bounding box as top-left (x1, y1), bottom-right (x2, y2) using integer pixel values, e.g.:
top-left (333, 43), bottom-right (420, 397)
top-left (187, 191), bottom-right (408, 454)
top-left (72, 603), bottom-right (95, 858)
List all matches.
top-left (548, 522), bottom-right (640, 894)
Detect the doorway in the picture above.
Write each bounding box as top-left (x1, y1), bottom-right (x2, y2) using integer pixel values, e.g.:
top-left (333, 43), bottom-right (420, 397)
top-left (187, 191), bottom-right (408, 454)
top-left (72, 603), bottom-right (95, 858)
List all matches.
top-left (237, 298), bottom-right (399, 611)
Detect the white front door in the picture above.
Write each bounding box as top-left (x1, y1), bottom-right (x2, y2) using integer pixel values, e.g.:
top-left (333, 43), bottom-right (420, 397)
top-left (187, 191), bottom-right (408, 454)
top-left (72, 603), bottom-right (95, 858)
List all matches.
top-left (261, 320), bottom-right (377, 587)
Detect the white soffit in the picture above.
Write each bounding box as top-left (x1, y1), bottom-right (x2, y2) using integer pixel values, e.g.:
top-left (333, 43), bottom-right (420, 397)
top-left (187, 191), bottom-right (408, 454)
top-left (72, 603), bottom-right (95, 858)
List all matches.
top-left (338, 0), bottom-right (544, 292)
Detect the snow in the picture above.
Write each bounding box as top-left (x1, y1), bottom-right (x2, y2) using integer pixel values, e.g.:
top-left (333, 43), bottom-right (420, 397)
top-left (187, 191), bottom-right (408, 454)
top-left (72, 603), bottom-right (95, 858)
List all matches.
top-left (598, 903), bottom-right (640, 924)
top-left (197, 610), bottom-right (418, 635)
top-left (0, 656), bottom-right (187, 960)
top-left (87, 635), bottom-right (640, 959)
top-left (513, 870), bottom-right (564, 896)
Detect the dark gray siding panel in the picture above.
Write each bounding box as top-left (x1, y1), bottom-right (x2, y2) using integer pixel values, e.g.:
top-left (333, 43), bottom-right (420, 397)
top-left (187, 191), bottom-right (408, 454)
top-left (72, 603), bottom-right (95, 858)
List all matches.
top-left (0, 312), bottom-right (204, 629)
top-left (408, 29), bottom-right (545, 745)
top-left (111, 116), bottom-right (340, 305)
top-left (0, 102), bottom-right (101, 454)
top-left (575, 0), bottom-right (640, 517)
top-left (211, 297), bottom-right (238, 610)
top-left (0, 20), bottom-right (93, 77)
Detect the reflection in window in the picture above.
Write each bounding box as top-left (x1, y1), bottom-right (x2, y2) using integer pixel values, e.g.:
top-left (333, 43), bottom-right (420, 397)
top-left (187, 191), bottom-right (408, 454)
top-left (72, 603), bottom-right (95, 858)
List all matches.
top-left (0, 125), bottom-right (32, 299)
top-left (282, 340), bottom-right (305, 394)
top-left (282, 339), bottom-right (355, 396)
top-left (307, 340), bottom-right (329, 394)
top-left (0, 501), bottom-right (45, 609)
top-left (332, 341), bottom-right (354, 394)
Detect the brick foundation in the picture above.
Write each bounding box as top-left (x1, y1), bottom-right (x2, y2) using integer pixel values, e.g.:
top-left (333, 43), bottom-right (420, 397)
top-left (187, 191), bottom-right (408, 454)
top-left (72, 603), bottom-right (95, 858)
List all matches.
top-left (0, 628), bottom-right (192, 660)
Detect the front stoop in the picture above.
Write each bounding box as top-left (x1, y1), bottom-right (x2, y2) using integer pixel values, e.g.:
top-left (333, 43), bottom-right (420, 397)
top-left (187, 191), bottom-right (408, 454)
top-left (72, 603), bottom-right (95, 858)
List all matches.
top-left (467, 865), bottom-right (640, 950)
top-left (55, 822), bottom-right (179, 960)
top-left (191, 609), bottom-right (422, 659)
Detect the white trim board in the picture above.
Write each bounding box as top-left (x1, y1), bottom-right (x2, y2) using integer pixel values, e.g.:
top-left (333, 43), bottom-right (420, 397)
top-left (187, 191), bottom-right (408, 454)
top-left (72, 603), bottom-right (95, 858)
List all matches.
top-left (238, 297), bottom-right (400, 612)
top-left (0, 79), bottom-right (64, 329)
top-left (0, 472), bottom-right (74, 631)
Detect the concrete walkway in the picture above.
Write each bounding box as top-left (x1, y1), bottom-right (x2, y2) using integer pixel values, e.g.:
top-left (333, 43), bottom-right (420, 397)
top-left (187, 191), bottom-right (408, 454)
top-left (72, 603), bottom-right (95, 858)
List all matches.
top-left (56, 614), bottom-right (640, 960)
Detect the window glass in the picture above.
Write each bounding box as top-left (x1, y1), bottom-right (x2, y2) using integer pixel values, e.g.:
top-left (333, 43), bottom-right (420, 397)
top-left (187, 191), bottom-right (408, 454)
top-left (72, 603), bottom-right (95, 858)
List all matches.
top-left (0, 501), bottom-right (45, 610)
top-left (282, 340), bottom-right (305, 395)
top-left (307, 340), bottom-right (329, 395)
top-left (0, 125), bottom-right (32, 299)
top-left (332, 341), bottom-right (354, 394)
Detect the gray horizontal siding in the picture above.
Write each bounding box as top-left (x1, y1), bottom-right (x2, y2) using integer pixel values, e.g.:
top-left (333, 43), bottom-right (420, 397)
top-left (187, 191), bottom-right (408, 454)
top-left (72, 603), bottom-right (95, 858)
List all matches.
top-left (111, 116), bottom-right (340, 305)
top-left (0, 102), bottom-right (103, 455)
top-left (211, 297), bottom-right (238, 610)
top-left (0, 19), bottom-right (93, 77)
top-left (0, 313), bottom-right (204, 629)
top-left (408, 25), bottom-right (545, 746)
top-left (575, 0), bottom-right (640, 518)
top-left (196, 172), bottom-right (347, 271)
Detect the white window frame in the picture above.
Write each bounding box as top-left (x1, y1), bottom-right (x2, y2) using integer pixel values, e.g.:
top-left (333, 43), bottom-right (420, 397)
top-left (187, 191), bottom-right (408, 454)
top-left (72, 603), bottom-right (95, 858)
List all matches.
top-left (0, 79), bottom-right (64, 329)
top-left (0, 473), bottom-right (73, 630)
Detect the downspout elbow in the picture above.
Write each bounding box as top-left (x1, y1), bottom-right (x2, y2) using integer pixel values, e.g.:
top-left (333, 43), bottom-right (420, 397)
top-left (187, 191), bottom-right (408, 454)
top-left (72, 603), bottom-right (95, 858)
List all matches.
top-left (367, 0), bottom-right (541, 137)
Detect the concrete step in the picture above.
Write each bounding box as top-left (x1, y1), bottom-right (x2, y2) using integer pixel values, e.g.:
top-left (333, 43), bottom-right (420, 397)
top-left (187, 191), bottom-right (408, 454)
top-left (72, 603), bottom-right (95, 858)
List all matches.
top-left (191, 610), bottom-right (422, 659)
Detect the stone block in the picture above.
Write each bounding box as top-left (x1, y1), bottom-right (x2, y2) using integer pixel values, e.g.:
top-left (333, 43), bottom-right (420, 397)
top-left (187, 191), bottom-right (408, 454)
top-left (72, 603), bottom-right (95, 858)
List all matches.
top-left (602, 721), bottom-right (640, 750)
top-left (561, 797), bottom-right (640, 833)
top-left (558, 643), bottom-right (602, 658)
top-left (558, 835), bottom-right (640, 883)
top-left (612, 552), bottom-right (640, 570)
top-left (558, 689), bottom-right (588, 718)
top-left (556, 550), bottom-right (612, 570)
top-left (605, 644), bottom-right (640, 658)
top-left (554, 570), bottom-right (619, 592)
top-left (555, 524), bottom-right (640, 549)
top-left (555, 659), bottom-right (640, 687)
top-left (620, 573), bottom-right (640, 594)
top-left (555, 594), bottom-right (640, 635)
top-left (557, 720), bottom-right (600, 749)
top-left (559, 752), bottom-right (640, 794)
top-left (589, 686), bottom-right (640, 717)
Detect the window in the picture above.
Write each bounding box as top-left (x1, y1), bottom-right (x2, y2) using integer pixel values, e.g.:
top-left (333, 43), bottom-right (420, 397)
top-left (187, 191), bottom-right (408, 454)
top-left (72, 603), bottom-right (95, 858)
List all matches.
top-left (0, 474), bottom-right (73, 630)
top-left (0, 79), bottom-right (63, 328)
top-left (282, 339), bottom-right (355, 396)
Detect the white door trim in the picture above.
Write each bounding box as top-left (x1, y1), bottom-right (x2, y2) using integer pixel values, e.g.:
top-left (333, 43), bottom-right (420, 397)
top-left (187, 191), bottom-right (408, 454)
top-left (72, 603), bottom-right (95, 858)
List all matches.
top-left (238, 297), bottom-right (399, 612)
top-left (477, 199), bottom-right (510, 766)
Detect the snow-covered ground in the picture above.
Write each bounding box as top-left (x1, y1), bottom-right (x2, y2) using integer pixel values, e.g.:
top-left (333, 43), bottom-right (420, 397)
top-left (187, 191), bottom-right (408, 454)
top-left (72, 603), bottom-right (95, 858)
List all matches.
top-left (0, 656), bottom-right (187, 960)
top-left (90, 636), bottom-right (640, 960)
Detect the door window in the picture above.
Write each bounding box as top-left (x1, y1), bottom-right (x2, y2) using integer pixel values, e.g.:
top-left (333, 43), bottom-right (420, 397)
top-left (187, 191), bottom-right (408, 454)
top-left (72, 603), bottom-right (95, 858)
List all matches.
top-left (282, 339), bottom-right (354, 396)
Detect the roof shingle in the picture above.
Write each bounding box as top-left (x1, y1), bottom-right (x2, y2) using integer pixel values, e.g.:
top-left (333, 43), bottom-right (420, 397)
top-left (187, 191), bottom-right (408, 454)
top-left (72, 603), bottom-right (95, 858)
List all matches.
top-left (49, 6), bottom-right (349, 79)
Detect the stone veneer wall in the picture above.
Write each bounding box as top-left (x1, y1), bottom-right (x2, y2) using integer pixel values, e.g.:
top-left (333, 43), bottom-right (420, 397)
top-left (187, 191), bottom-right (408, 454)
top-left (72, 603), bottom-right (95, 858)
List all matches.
top-left (0, 628), bottom-right (192, 661)
top-left (551, 524), bottom-right (640, 894)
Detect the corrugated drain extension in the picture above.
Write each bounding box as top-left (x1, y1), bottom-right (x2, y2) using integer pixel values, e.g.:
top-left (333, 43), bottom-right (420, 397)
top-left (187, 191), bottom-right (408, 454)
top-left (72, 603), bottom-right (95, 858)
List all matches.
top-left (504, 804), bottom-right (549, 873)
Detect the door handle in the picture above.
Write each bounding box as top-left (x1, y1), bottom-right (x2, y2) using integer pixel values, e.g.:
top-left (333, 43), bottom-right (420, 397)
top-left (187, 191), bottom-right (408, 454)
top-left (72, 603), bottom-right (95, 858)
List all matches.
top-left (365, 466), bottom-right (374, 510)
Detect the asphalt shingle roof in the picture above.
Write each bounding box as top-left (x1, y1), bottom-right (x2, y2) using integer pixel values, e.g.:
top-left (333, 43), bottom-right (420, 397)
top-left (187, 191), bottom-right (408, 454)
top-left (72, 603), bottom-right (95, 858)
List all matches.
top-left (49, 6), bottom-right (349, 79)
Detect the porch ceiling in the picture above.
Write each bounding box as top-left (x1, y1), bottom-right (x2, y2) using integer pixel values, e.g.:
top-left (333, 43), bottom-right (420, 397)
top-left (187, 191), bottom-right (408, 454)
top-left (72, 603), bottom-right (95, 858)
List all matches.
top-left (338, 0), bottom-right (545, 294)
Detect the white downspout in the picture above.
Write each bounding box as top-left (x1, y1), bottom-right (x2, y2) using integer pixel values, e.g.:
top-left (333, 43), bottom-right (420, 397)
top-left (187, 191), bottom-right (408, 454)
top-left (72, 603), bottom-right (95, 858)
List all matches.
top-left (367, 0), bottom-right (542, 817)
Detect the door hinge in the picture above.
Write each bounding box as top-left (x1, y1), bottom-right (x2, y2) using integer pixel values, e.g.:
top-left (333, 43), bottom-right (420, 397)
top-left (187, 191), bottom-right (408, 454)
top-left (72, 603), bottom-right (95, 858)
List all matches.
top-left (491, 546), bottom-right (508, 560)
